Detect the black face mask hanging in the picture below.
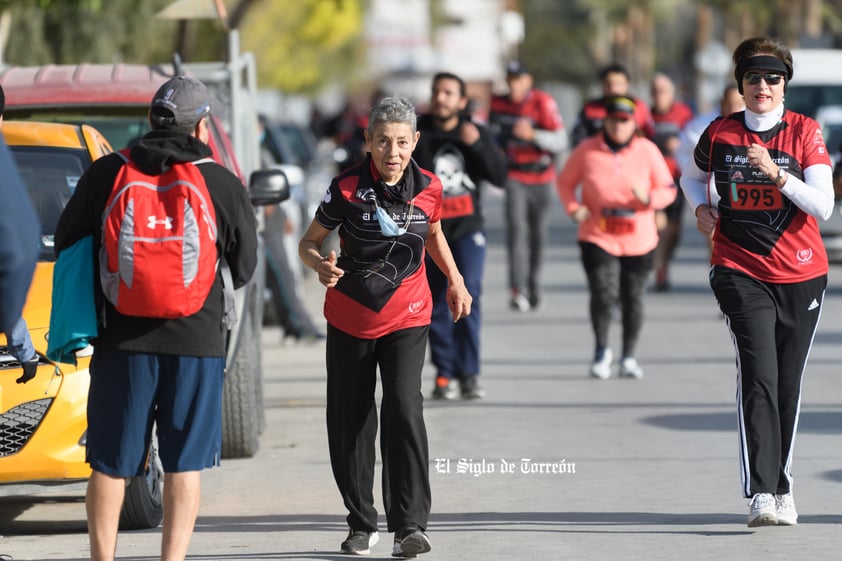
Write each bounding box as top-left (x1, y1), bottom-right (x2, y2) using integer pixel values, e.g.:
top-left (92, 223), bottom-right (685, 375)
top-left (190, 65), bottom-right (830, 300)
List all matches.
top-left (376, 178), bottom-right (411, 204)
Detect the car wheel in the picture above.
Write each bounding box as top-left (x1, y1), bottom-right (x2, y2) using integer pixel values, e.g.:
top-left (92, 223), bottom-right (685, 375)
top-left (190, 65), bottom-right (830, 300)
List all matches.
top-left (253, 240), bottom-right (268, 435)
top-left (221, 303), bottom-right (261, 458)
top-left (119, 439), bottom-right (164, 530)
top-left (255, 309), bottom-right (266, 436)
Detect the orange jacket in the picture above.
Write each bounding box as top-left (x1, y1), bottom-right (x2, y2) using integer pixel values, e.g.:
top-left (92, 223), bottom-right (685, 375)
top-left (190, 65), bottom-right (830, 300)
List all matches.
top-left (556, 133), bottom-right (676, 256)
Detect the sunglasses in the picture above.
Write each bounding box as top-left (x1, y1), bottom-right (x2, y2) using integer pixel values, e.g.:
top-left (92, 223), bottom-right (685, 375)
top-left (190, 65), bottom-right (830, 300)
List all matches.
top-left (743, 72), bottom-right (784, 86)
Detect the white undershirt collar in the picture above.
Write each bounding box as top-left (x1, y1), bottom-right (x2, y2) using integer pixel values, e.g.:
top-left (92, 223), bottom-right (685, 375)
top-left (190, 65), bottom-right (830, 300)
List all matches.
top-left (744, 104), bottom-right (784, 132)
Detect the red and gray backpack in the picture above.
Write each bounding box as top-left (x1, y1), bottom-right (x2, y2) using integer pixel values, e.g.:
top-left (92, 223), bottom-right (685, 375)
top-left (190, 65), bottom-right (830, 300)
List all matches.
top-left (99, 149), bottom-right (219, 318)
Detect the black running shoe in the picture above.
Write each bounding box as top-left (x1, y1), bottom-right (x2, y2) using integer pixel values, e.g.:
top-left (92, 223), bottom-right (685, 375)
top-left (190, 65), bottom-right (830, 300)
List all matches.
top-left (392, 526), bottom-right (431, 558)
top-left (340, 529), bottom-right (379, 555)
top-left (460, 375), bottom-right (486, 399)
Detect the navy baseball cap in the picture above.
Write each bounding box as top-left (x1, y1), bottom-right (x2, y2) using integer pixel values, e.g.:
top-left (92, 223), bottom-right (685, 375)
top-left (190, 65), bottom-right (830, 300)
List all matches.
top-left (505, 61), bottom-right (529, 76)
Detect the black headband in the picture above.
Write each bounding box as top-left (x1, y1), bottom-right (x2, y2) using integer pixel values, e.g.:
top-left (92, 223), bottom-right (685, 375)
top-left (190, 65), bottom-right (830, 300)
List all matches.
top-left (735, 55), bottom-right (791, 94)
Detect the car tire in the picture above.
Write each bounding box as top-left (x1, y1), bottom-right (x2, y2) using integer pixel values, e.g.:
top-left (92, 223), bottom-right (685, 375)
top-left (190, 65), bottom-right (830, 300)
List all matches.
top-left (255, 312), bottom-right (267, 436)
top-left (119, 440), bottom-right (164, 530)
top-left (221, 302), bottom-right (261, 459)
top-left (253, 239), bottom-right (268, 436)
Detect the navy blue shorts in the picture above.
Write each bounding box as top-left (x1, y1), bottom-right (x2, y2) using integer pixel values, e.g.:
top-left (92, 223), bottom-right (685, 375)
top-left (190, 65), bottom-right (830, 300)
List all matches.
top-left (87, 346), bottom-right (224, 476)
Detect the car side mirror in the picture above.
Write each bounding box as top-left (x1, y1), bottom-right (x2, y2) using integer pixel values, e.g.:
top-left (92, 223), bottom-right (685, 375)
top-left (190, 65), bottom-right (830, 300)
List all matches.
top-left (248, 168), bottom-right (289, 206)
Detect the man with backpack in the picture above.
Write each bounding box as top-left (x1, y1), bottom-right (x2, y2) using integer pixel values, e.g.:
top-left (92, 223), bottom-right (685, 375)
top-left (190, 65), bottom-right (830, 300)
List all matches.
top-left (54, 75), bottom-right (258, 561)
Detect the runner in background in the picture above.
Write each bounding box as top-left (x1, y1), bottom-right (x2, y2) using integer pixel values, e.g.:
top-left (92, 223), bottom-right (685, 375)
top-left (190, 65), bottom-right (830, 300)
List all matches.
top-left (650, 73), bottom-right (694, 291)
top-left (570, 63), bottom-right (655, 147)
top-left (489, 61), bottom-right (568, 312)
top-left (414, 72), bottom-right (507, 400)
top-left (557, 96), bottom-right (675, 380)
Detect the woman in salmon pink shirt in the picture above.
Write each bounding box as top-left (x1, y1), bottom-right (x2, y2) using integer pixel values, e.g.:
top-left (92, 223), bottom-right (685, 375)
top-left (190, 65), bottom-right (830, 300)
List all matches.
top-left (556, 95), bottom-right (676, 380)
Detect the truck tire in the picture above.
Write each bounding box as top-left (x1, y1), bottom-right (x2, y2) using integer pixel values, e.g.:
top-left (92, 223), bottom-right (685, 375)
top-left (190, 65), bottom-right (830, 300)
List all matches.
top-left (253, 281), bottom-right (267, 436)
top-left (119, 441), bottom-right (163, 530)
top-left (221, 305), bottom-right (261, 458)
top-left (255, 320), bottom-right (266, 435)
top-left (252, 241), bottom-right (267, 436)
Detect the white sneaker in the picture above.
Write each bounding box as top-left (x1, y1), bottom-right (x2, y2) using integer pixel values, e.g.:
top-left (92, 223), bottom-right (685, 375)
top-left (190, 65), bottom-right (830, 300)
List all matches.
top-left (748, 493), bottom-right (777, 527)
top-left (589, 348), bottom-right (613, 380)
top-left (619, 357), bottom-right (644, 379)
top-left (775, 493), bottom-right (798, 526)
top-left (510, 292), bottom-right (530, 312)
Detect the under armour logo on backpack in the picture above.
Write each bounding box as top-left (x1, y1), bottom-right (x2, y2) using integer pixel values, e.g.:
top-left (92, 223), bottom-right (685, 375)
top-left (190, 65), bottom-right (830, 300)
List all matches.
top-left (147, 216), bottom-right (174, 230)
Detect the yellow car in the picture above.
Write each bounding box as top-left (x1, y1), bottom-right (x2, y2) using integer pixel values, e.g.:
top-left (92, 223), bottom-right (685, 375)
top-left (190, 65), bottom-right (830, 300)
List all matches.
top-left (0, 121), bottom-right (163, 530)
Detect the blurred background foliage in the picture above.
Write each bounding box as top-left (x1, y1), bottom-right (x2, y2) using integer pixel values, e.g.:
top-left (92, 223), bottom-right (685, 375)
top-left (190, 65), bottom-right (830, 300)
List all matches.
top-left (520, 0), bottom-right (842, 88)
top-left (238, 0), bottom-right (365, 94)
top-left (0, 0), bottom-right (367, 94)
top-left (3, 0), bottom-right (842, 96)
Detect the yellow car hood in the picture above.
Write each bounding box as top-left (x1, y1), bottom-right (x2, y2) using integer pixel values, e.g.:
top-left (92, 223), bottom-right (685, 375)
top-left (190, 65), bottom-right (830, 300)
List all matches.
top-left (21, 262), bottom-right (54, 334)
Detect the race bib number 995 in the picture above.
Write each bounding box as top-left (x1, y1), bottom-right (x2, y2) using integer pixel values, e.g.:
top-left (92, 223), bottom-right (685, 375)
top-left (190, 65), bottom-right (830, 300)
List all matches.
top-left (730, 183), bottom-right (783, 210)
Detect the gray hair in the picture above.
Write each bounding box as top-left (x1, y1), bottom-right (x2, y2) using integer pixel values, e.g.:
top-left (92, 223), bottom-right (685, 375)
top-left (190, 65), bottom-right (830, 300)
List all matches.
top-left (367, 96), bottom-right (417, 136)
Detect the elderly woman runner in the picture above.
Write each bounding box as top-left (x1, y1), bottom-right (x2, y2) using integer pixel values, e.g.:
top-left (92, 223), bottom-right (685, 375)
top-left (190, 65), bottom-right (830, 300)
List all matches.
top-left (299, 96), bottom-right (471, 557)
top-left (680, 37), bottom-right (834, 527)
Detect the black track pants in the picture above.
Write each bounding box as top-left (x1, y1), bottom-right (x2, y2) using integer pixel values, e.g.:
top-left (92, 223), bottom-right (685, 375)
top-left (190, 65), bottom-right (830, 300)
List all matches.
top-left (325, 324), bottom-right (431, 533)
top-left (711, 266), bottom-right (826, 497)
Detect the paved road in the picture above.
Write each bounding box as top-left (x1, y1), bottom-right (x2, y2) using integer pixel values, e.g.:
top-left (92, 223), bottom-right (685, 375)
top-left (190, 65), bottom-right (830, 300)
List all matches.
top-left (2, 191), bottom-right (842, 560)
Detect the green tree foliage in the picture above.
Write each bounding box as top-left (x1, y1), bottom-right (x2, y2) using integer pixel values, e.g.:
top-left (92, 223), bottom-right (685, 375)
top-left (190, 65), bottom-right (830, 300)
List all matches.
top-left (0, 0), bottom-right (365, 94)
top-left (1, 0), bottom-right (176, 65)
top-left (517, 0), bottom-right (842, 95)
top-left (520, 0), bottom-right (698, 87)
top-left (518, 1), bottom-right (599, 87)
top-left (4, 0), bottom-right (841, 96)
top-left (238, 0), bottom-right (365, 94)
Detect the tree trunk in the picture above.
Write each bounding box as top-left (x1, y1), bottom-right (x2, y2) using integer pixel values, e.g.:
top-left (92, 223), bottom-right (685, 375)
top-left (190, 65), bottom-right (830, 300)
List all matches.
top-left (229, 0), bottom-right (260, 30)
top-left (174, 20), bottom-right (196, 62)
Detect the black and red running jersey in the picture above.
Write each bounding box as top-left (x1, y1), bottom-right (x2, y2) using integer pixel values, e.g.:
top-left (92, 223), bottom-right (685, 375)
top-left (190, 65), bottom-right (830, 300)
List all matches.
top-left (693, 110), bottom-right (831, 282)
top-left (489, 88), bottom-right (564, 184)
top-left (315, 155), bottom-right (442, 338)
